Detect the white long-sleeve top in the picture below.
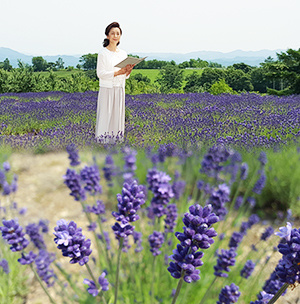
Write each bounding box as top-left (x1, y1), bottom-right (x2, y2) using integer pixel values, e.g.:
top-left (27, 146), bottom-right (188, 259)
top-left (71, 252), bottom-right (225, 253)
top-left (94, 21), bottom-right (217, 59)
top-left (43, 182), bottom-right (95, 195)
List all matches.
top-left (96, 47), bottom-right (130, 88)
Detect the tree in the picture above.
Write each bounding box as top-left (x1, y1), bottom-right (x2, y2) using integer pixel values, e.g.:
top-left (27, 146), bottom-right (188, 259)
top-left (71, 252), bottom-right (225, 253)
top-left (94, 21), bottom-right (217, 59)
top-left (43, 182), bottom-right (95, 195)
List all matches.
top-left (56, 57), bottom-right (64, 69)
top-left (183, 71), bottom-right (204, 92)
top-left (209, 79), bottom-right (236, 95)
top-left (198, 67), bottom-right (226, 87)
top-left (225, 67), bottom-right (253, 92)
top-left (250, 67), bottom-right (272, 93)
top-left (155, 65), bottom-right (184, 93)
top-left (47, 62), bottom-right (57, 71)
top-left (132, 73), bottom-right (151, 83)
top-left (32, 56), bottom-right (48, 71)
top-left (79, 53), bottom-right (97, 71)
top-left (3, 58), bottom-right (12, 71)
top-left (231, 63), bottom-right (253, 74)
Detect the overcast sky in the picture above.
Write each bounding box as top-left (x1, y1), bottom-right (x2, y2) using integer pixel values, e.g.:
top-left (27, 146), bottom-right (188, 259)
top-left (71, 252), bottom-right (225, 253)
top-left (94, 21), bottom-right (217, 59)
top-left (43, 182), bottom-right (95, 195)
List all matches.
top-left (1, 0), bottom-right (299, 56)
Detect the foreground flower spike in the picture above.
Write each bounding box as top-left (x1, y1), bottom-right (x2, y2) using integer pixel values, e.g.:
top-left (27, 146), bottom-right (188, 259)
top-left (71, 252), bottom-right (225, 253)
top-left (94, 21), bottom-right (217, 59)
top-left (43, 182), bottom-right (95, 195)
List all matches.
top-left (275, 223), bottom-right (300, 285)
top-left (168, 204), bottom-right (219, 283)
top-left (274, 222), bottom-right (292, 241)
top-left (0, 219), bottom-right (29, 252)
top-left (149, 231), bottom-right (164, 256)
top-left (83, 272), bottom-right (109, 296)
top-left (35, 250), bottom-right (56, 287)
top-left (53, 219), bottom-right (92, 266)
top-left (217, 283), bottom-right (241, 304)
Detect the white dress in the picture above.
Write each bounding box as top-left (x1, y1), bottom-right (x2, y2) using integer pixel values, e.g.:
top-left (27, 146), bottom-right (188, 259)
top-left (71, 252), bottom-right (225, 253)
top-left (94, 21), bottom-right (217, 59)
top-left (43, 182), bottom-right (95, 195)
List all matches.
top-left (95, 47), bottom-right (129, 144)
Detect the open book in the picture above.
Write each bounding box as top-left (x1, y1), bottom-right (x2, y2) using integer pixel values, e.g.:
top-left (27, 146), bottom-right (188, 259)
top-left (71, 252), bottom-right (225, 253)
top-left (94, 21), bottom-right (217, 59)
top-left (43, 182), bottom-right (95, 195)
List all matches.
top-left (114, 56), bottom-right (147, 68)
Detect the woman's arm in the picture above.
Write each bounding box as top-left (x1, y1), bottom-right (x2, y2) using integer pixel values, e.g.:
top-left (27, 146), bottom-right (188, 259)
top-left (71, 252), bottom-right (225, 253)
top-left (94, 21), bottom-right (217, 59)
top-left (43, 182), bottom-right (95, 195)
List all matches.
top-left (96, 53), bottom-right (114, 80)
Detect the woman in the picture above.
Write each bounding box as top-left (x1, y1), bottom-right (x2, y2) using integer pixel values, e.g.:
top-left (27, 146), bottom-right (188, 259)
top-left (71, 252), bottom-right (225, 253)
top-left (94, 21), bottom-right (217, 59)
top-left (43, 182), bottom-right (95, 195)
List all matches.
top-left (95, 22), bottom-right (134, 144)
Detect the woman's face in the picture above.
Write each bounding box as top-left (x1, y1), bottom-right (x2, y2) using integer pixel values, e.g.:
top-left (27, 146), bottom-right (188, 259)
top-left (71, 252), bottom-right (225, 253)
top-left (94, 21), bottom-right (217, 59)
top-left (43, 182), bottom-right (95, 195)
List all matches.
top-left (107, 27), bottom-right (121, 45)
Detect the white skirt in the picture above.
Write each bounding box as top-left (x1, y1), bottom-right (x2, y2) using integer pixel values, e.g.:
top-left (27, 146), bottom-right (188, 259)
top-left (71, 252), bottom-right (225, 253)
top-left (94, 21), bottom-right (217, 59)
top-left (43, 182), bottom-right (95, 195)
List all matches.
top-left (95, 86), bottom-right (125, 144)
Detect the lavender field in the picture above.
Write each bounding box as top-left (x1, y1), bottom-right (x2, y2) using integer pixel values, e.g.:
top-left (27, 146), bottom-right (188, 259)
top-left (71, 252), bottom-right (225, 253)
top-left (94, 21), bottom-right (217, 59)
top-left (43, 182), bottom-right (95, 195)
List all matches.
top-left (0, 91), bottom-right (300, 304)
top-left (1, 91), bottom-right (300, 151)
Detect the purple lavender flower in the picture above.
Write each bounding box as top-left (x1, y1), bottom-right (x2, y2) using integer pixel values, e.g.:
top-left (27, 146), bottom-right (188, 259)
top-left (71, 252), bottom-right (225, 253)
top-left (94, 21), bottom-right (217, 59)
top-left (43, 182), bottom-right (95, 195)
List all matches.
top-left (2, 181), bottom-right (10, 195)
top-left (87, 222), bottom-right (97, 232)
top-left (133, 231), bottom-right (143, 253)
top-left (103, 154), bottom-right (115, 186)
top-left (200, 145), bottom-right (231, 179)
top-left (258, 151), bottom-right (267, 167)
top-left (214, 248), bottom-right (237, 277)
top-left (11, 174), bottom-right (18, 193)
top-left (63, 168), bottom-right (86, 201)
top-left (148, 231), bottom-right (164, 256)
top-left (250, 291), bottom-right (273, 304)
top-left (80, 165), bottom-right (102, 195)
top-left (38, 219), bottom-right (49, 233)
top-left (207, 183), bottom-right (230, 220)
top-left (168, 204), bottom-right (219, 283)
top-left (83, 272), bottom-right (109, 296)
top-left (263, 269), bottom-right (286, 296)
top-left (18, 251), bottom-right (37, 265)
top-left (234, 196), bottom-right (244, 210)
top-left (240, 260), bottom-right (255, 279)
top-left (275, 222), bottom-right (292, 241)
top-left (0, 259), bottom-right (9, 274)
top-left (228, 232), bottom-right (244, 249)
top-left (164, 204), bottom-right (178, 233)
top-left (66, 144), bottom-right (81, 166)
top-left (0, 219), bottom-right (29, 252)
top-left (252, 172), bottom-right (266, 194)
top-left (261, 226), bottom-right (274, 241)
top-left (217, 283), bottom-right (241, 304)
top-left (85, 200), bottom-right (106, 217)
top-left (26, 223), bottom-right (46, 250)
top-left (53, 219), bottom-right (92, 266)
top-left (275, 224), bottom-right (300, 284)
top-left (248, 214), bottom-right (260, 227)
top-left (172, 180), bottom-right (186, 200)
top-left (240, 162), bottom-right (248, 180)
top-left (112, 180), bottom-right (145, 224)
top-left (3, 161), bottom-right (10, 172)
top-left (35, 250), bottom-right (56, 287)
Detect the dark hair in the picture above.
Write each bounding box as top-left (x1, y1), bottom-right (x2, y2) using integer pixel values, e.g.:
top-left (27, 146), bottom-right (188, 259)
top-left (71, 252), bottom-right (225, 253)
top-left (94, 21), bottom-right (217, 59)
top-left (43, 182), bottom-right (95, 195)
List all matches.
top-left (103, 22), bottom-right (122, 47)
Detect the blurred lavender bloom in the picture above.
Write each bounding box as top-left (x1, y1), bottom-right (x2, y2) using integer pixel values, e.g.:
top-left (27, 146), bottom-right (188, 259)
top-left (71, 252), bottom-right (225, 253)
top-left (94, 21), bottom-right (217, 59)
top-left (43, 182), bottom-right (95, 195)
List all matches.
top-left (2, 181), bottom-right (10, 196)
top-left (258, 151), bottom-right (267, 167)
top-left (53, 219), bottom-right (92, 266)
top-left (83, 271), bottom-right (109, 296)
top-left (172, 180), bottom-right (186, 200)
top-left (80, 165), bottom-right (102, 195)
top-left (87, 222), bottom-right (97, 232)
top-left (85, 200), bottom-right (106, 216)
top-left (63, 168), bottom-right (86, 201)
top-left (234, 196), bottom-right (244, 210)
top-left (26, 223), bottom-right (46, 250)
top-left (214, 248), bottom-right (237, 277)
top-left (11, 174), bottom-right (18, 193)
top-left (66, 143), bottom-right (80, 166)
top-left (164, 204), bottom-right (178, 233)
top-left (0, 170), bottom-right (6, 185)
top-left (0, 259), bottom-right (9, 274)
top-left (252, 172), bottom-right (266, 194)
top-left (149, 231), bottom-right (164, 256)
top-left (103, 154), bottom-right (115, 186)
top-left (261, 226), bottom-right (274, 241)
top-left (240, 260), bottom-right (255, 279)
top-left (19, 207), bottom-right (27, 215)
top-left (3, 161), bottom-right (10, 172)
top-left (18, 251), bottom-right (37, 265)
top-left (97, 231), bottom-right (111, 251)
top-left (133, 231), bottom-right (143, 253)
top-left (35, 250), bottom-right (56, 287)
top-left (217, 283), bottom-right (241, 304)
top-left (207, 183), bottom-right (230, 220)
top-left (0, 218), bottom-right (29, 252)
top-left (240, 162), bottom-right (249, 180)
top-left (228, 232), bottom-right (244, 249)
top-left (247, 197), bottom-right (256, 208)
top-left (38, 219), bottom-right (49, 233)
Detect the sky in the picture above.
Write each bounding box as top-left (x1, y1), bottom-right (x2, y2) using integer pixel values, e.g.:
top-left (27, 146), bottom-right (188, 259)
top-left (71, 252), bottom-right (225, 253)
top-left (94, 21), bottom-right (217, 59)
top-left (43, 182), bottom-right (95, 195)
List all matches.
top-left (1, 0), bottom-right (299, 56)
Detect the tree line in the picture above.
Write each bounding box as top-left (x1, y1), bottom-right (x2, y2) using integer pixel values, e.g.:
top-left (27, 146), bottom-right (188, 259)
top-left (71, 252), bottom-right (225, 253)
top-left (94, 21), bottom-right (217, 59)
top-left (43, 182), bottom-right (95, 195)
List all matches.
top-left (0, 48), bottom-right (299, 95)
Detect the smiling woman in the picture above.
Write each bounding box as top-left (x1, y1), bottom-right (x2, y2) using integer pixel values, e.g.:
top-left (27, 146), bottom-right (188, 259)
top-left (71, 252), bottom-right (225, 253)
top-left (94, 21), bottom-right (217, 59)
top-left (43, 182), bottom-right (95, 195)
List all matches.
top-left (95, 22), bottom-right (135, 144)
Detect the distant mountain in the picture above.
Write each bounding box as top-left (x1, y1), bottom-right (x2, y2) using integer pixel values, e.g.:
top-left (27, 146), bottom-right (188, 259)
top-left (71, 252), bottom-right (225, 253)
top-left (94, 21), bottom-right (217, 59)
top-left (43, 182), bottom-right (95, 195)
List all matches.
top-left (0, 47), bottom-right (81, 68)
top-left (0, 47), bottom-right (286, 68)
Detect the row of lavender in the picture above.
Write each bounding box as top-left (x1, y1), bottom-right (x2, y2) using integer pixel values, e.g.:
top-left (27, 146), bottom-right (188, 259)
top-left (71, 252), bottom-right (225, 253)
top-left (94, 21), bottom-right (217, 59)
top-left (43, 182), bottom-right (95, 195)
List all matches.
top-left (1, 91), bottom-right (300, 150)
top-left (0, 144), bottom-right (299, 303)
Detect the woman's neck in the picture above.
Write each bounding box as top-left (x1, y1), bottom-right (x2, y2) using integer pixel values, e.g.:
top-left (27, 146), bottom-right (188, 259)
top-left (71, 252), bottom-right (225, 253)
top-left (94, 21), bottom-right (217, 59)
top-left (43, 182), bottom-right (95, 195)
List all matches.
top-left (106, 43), bottom-right (118, 52)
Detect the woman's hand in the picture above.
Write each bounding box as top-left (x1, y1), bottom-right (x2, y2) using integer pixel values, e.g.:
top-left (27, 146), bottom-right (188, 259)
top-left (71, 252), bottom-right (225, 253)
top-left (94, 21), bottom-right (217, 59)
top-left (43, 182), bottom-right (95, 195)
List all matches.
top-left (125, 64), bottom-right (135, 76)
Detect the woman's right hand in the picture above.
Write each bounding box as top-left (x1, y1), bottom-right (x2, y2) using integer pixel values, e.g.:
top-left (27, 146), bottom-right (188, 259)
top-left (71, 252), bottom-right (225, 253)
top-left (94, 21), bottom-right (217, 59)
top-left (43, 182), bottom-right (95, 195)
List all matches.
top-left (114, 67), bottom-right (127, 77)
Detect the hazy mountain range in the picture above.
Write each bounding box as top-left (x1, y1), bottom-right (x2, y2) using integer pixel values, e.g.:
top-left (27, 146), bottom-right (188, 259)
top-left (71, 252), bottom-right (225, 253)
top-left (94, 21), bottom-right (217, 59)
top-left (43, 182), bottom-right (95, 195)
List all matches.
top-left (0, 47), bottom-right (286, 68)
